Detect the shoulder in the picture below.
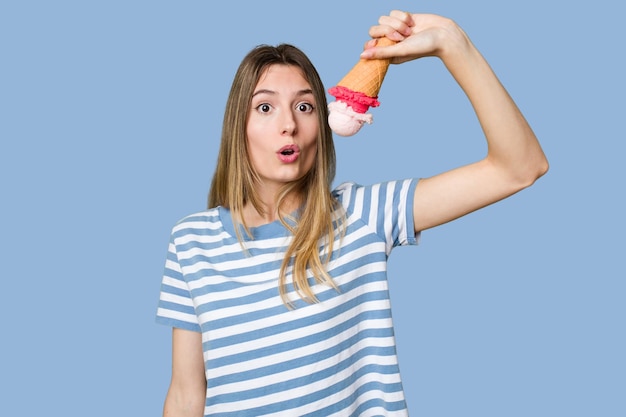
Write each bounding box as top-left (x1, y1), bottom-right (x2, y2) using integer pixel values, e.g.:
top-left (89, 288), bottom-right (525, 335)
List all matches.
top-left (332, 181), bottom-right (361, 211)
top-left (332, 181), bottom-right (359, 198)
top-left (170, 207), bottom-right (222, 236)
top-left (332, 179), bottom-right (418, 206)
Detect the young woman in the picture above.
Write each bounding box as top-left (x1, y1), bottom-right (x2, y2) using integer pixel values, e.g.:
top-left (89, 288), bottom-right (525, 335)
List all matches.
top-left (156, 10), bottom-right (548, 417)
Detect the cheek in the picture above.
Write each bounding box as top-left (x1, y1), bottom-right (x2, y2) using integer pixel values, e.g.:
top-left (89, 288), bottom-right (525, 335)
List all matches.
top-left (246, 117), bottom-right (267, 149)
top-left (245, 137), bottom-right (265, 171)
top-left (246, 126), bottom-right (269, 155)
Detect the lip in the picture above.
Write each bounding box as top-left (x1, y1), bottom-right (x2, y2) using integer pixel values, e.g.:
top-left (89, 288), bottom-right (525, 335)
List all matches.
top-left (277, 144), bottom-right (300, 163)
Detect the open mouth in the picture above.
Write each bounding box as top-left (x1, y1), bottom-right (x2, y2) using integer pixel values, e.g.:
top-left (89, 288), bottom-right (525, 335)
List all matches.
top-left (277, 145), bottom-right (299, 162)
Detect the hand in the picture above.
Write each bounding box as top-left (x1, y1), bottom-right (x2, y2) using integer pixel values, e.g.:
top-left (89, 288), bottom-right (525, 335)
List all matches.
top-left (360, 10), bottom-right (471, 65)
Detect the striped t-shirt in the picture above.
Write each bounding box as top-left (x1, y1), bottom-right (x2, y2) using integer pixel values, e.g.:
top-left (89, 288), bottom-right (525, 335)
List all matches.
top-left (156, 179), bottom-right (419, 416)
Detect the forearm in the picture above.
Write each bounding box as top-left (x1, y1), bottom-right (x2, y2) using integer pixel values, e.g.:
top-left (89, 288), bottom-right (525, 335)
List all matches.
top-left (164, 328), bottom-right (206, 417)
top-left (439, 23), bottom-right (548, 185)
top-left (163, 385), bottom-right (205, 417)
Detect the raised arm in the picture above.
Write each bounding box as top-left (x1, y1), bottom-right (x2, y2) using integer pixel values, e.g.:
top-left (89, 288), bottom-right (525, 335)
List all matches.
top-left (163, 328), bottom-right (206, 417)
top-left (361, 11), bottom-right (549, 232)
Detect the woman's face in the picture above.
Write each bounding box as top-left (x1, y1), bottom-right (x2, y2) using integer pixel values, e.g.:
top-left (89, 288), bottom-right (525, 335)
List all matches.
top-left (246, 64), bottom-right (319, 194)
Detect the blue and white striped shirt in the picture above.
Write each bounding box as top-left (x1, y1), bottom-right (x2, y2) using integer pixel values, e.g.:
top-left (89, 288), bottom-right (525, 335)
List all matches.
top-left (157, 179), bottom-right (419, 416)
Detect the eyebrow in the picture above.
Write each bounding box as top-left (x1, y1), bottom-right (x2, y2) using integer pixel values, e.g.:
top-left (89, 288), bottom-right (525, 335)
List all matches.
top-left (252, 88), bottom-right (314, 98)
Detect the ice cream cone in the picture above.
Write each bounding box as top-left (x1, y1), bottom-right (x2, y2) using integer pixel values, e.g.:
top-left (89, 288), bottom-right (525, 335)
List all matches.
top-left (327, 37), bottom-right (396, 136)
top-left (336, 37), bottom-right (395, 98)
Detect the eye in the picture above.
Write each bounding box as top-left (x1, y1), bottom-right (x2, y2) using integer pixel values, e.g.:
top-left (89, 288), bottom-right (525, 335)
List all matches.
top-left (255, 103), bottom-right (272, 113)
top-left (297, 102), bottom-right (315, 113)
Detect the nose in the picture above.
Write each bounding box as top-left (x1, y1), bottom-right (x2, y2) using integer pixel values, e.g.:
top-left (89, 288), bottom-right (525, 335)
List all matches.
top-left (281, 111), bottom-right (296, 136)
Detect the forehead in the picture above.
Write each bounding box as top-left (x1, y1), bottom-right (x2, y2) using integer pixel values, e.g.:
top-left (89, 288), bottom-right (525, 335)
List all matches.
top-left (255, 64), bottom-right (311, 90)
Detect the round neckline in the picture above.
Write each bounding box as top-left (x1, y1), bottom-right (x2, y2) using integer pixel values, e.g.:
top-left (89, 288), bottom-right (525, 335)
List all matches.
top-left (218, 206), bottom-right (295, 241)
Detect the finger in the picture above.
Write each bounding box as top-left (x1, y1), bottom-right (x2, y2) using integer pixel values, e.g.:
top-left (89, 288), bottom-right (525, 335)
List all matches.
top-left (362, 38), bottom-right (378, 51)
top-left (389, 9), bottom-right (414, 27)
top-left (374, 14), bottom-right (413, 39)
top-left (360, 39), bottom-right (399, 60)
top-left (368, 23), bottom-right (410, 42)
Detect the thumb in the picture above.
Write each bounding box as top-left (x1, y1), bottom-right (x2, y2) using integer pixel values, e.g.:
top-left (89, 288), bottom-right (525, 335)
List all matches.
top-left (360, 37), bottom-right (399, 59)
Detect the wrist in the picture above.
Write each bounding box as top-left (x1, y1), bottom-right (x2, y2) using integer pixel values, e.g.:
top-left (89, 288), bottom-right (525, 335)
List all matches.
top-left (435, 20), bottom-right (473, 62)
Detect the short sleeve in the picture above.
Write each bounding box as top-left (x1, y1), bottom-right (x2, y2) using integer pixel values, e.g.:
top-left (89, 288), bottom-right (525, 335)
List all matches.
top-left (334, 178), bottom-right (419, 255)
top-left (155, 231), bottom-right (201, 332)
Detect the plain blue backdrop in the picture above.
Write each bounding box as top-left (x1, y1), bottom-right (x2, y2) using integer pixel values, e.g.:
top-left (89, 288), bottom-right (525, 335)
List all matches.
top-left (1, 1), bottom-right (624, 415)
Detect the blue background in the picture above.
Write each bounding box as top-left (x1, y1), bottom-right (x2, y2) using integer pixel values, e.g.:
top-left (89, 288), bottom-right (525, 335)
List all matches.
top-left (2, 1), bottom-right (624, 415)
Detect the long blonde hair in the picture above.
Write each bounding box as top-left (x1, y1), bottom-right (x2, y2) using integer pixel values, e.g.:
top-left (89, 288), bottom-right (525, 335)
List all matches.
top-left (208, 44), bottom-right (342, 306)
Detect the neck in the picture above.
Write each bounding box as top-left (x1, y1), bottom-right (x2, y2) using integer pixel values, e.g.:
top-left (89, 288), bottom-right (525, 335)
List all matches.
top-left (243, 189), bottom-right (301, 227)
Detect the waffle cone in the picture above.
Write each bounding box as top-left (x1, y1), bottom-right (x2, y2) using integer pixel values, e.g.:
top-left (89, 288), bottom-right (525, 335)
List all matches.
top-left (337, 37), bottom-right (395, 98)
